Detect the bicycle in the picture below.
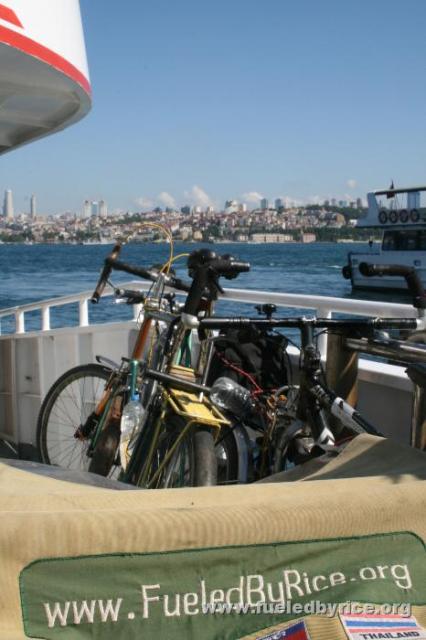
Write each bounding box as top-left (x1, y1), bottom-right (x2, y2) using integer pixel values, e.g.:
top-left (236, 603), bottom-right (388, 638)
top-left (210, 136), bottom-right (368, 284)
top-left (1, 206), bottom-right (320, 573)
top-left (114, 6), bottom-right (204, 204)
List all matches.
top-left (36, 240), bottom-right (189, 475)
top-left (195, 261), bottom-right (426, 480)
top-left (36, 243), bottom-right (250, 488)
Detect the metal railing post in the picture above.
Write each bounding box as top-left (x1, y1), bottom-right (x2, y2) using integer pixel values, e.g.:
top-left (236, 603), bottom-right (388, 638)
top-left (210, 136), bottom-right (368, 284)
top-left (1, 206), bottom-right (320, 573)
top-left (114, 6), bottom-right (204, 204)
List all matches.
top-left (15, 310), bottom-right (25, 334)
top-left (316, 307), bottom-right (332, 357)
top-left (41, 306), bottom-right (50, 331)
top-left (79, 298), bottom-right (89, 327)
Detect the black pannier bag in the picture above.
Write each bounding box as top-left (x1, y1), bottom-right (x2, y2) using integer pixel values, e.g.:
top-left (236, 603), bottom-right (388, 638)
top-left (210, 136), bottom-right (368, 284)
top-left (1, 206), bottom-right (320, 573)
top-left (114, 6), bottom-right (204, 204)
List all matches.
top-left (206, 325), bottom-right (289, 392)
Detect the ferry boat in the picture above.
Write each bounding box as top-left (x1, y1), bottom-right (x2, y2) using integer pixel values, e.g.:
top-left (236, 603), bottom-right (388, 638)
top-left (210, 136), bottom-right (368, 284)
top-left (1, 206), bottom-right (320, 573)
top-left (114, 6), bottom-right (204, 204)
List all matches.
top-left (0, 0), bottom-right (90, 153)
top-left (343, 185), bottom-right (426, 290)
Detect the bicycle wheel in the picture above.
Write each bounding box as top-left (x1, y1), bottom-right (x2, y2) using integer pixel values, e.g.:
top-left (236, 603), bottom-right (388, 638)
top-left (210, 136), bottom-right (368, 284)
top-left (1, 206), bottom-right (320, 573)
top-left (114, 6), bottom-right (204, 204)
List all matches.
top-left (214, 425), bottom-right (239, 484)
top-left (37, 363), bottom-right (111, 471)
top-left (145, 417), bottom-right (217, 488)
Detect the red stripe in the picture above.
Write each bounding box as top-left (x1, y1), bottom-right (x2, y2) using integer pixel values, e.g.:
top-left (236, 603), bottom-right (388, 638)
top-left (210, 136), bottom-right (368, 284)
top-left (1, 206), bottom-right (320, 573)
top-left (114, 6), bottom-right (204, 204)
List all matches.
top-left (0, 24), bottom-right (91, 95)
top-left (289, 629), bottom-right (309, 640)
top-left (0, 4), bottom-right (23, 28)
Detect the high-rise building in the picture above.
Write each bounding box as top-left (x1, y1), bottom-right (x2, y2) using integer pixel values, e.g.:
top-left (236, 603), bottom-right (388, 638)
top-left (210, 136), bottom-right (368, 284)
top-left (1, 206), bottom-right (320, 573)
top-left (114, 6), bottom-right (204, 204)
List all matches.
top-left (356, 197), bottom-right (363, 209)
top-left (260, 198), bottom-right (269, 210)
top-left (3, 189), bottom-right (13, 219)
top-left (99, 200), bottom-right (107, 218)
top-left (275, 198), bottom-right (284, 211)
top-left (30, 194), bottom-right (36, 218)
top-left (91, 201), bottom-right (99, 217)
top-left (82, 200), bottom-right (91, 219)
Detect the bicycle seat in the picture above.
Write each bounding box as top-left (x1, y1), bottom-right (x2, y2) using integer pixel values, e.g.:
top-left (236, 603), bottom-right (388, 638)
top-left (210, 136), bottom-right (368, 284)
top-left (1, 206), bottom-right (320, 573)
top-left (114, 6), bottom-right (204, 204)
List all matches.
top-left (406, 363), bottom-right (426, 389)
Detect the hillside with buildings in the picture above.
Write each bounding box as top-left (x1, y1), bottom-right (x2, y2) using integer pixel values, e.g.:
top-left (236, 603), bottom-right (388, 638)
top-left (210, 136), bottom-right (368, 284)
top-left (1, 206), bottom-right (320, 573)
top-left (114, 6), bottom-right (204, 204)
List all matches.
top-left (0, 191), bottom-right (376, 244)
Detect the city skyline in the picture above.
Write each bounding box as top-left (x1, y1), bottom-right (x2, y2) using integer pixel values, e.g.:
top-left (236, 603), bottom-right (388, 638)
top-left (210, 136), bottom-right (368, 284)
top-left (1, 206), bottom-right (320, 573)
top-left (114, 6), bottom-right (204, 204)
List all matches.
top-left (1, 0), bottom-right (426, 214)
top-left (0, 187), bottom-right (366, 219)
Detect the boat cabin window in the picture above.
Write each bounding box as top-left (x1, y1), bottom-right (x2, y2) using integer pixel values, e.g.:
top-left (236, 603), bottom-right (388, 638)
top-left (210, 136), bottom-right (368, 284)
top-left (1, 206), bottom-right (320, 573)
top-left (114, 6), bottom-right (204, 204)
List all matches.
top-left (382, 230), bottom-right (424, 251)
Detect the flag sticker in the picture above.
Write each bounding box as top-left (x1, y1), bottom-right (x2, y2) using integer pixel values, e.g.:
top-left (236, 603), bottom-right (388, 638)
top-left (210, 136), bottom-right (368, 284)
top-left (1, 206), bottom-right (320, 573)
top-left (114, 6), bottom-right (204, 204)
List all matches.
top-left (256, 620), bottom-right (310, 640)
top-left (340, 613), bottom-right (426, 640)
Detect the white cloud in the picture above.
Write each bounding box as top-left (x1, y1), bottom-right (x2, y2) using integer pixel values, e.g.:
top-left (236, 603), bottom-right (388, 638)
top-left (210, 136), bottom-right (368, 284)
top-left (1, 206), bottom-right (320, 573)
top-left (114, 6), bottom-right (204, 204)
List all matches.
top-left (307, 195), bottom-right (322, 205)
top-left (135, 196), bottom-right (154, 209)
top-left (183, 185), bottom-right (214, 208)
top-left (242, 191), bottom-right (264, 205)
top-left (157, 191), bottom-right (176, 209)
top-left (347, 179), bottom-right (357, 189)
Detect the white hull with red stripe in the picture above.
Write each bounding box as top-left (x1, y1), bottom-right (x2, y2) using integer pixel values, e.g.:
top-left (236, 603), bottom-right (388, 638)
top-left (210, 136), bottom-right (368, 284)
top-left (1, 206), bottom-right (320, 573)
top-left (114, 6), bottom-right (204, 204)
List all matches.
top-left (0, 0), bottom-right (91, 154)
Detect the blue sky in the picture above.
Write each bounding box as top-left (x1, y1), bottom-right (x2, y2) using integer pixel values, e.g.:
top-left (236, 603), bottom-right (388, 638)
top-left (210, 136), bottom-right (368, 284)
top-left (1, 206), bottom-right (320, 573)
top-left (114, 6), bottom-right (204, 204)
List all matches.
top-left (2, 0), bottom-right (426, 214)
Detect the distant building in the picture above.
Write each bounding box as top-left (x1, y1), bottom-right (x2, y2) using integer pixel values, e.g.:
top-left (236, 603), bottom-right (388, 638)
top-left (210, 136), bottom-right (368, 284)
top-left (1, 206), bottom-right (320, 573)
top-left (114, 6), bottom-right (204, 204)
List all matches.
top-left (3, 189), bottom-right (13, 219)
top-left (91, 201), bottom-right (99, 217)
top-left (260, 198), bottom-right (269, 210)
top-left (238, 203), bottom-right (247, 213)
top-left (301, 233), bottom-right (316, 243)
top-left (356, 197), bottom-right (363, 209)
top-left (180, 205), bottom-right (191, 215)
top-left (225, 199), bottom-right (238, 214)
top-left (338, 200), bottom-right (347, 208)
top-left (324, 199), bottom-right (330, 207)
top-left (30, 194), bottom-right (36, 218)
top-left (275, 198), bottom-right (284, 211)
top-left (99, 200), bottom-right (107, 218)
top-left (331, 198), bottom-right (337, 207)
top-left (82, 200), bottom-right (91, 219)
top-left (250, 233), bottom-right (292, 243)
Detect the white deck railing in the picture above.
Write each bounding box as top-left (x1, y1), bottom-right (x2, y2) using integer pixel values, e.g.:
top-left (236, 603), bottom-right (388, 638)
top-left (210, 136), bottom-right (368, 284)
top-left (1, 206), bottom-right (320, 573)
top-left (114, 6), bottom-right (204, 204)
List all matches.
top-left (0, 281), bottom-right (416, 336)
top-left (0, 283), bottom-right (417, 446)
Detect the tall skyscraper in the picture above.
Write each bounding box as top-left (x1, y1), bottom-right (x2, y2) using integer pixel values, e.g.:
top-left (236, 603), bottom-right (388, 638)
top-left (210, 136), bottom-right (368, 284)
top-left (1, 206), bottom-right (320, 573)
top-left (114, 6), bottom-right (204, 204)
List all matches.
top-left (30, 194), bottom-right (36, 218)
top-left (99, 200), bottom-right (107, 218)
top-left (82, 200), bottom-right (91, 219)
top-left (275, 198), bottom-right (284, 211)
top-left (260, 198), bottom-right (269, 210)
top-left (91, 201), bottom-right (99, 217)
top-left (3, 189), bottom-right (13, 219)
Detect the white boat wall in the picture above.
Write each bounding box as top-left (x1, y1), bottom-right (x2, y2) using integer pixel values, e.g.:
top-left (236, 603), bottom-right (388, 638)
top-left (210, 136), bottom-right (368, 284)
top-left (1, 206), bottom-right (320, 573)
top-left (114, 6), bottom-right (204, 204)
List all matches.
top-left (0, 0), bottom-right (91, 153)
top-left (0, 285), bottom-right (417, 461)
top-left (343, 186), bottom-right (426, 290)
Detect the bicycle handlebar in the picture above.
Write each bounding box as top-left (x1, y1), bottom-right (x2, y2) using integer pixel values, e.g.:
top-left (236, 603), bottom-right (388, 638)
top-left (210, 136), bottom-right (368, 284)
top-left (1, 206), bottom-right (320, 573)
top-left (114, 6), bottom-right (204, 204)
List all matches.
top-left (359, 262), bottom-right (426, 310)
top-left (91, 247), bottom-right (191, 303)
top-left (91, 243), bottom-right (122, 303)
top-left (183, 250), bottom-right (250, 318)
top-left (200, 316), bottom-right (419, 331)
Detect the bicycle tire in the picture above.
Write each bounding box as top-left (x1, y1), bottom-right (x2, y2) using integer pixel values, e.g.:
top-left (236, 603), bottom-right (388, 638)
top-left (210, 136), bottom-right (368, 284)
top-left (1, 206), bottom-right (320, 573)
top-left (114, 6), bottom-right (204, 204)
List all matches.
top-left (37, 363), bottom-right (111, 471)
top-left (88, 418), bottom-right (121, 477)
top-left (144, 417), bottom-right (217, 488)
top-left (214, 424), bottom-right (239, 484)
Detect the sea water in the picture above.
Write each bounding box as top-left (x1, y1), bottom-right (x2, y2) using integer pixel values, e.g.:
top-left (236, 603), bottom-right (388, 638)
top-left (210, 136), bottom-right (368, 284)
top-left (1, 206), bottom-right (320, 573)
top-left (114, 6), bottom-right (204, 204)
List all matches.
top-left (0, 242), bottom-right (408, 334)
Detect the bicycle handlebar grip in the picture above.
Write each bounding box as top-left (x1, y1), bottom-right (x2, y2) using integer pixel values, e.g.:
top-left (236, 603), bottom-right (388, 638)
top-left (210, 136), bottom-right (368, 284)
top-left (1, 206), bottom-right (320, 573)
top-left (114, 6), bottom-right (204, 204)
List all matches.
top-left (359, 262), bottom-right (426, 309)
top-left (91, 243), bottom-right (122, 303)
top-left (212, 259), bottom-right (251, 279)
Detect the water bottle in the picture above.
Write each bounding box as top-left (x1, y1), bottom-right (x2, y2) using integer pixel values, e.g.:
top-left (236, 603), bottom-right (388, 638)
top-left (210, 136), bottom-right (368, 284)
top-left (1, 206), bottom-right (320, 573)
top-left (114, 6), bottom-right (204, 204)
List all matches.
top-left (210, 377), bottom-right (254, 418)
top-left (119, 392), bottom-right (145, 470)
